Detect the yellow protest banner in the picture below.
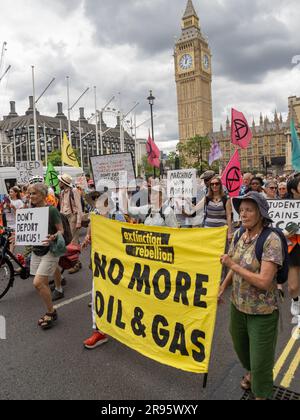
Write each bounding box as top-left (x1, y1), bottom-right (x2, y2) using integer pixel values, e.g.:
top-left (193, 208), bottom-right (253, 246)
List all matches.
top-left (91, 215), bottom-right (227, 374)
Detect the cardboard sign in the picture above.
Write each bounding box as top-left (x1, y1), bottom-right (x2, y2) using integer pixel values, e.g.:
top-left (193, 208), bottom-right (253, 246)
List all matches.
top-left (16, 161), bottom-right (43, 185)
top-left (75, 175), bottom-right (88, 191)
top-left (167, 169), bottom-right (197, 198)
top-left (268, 200), bottom-right (300, 234)
top-left (16, 208), bottom-right (49, 246)
top-left (90, 153), bottom-right (136, 191)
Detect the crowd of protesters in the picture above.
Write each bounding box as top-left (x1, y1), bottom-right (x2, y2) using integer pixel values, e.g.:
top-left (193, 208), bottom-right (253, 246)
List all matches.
top-left (0, 168), bottom-right (300, 400)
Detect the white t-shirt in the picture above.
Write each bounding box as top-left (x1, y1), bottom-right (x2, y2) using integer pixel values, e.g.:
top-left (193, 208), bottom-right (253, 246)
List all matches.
top-left (5, 199), bottom-right (23, 228)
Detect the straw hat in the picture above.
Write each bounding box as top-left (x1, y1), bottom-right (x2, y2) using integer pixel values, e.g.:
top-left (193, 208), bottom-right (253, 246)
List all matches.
top-left (58, 174), bottom-right (73, 188)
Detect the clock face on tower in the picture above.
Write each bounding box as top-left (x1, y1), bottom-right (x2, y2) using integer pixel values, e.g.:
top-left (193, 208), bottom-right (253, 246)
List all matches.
top-left (179, 54), bottom-right (193, 70)
top-left (203, 53), bottom-right (210, 71)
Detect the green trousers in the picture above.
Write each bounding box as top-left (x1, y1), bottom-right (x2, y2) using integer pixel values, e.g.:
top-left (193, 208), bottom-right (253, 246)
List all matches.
top-left (230, 303), bottom-right (279, 399)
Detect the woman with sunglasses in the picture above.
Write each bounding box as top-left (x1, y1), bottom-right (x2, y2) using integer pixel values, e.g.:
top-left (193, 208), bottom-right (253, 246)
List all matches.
top-left (203, 176), bottom-right (233, 240)
top-left (263, 180), bottom-right (278, 200)
top-left (278, 182), bottom-right (288, 199)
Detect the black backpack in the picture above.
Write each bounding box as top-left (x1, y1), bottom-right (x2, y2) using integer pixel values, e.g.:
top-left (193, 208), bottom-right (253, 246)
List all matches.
top-left (60, 214), bottom-right (73, 246)
top-left (233, 227), bottom-right (289, 284)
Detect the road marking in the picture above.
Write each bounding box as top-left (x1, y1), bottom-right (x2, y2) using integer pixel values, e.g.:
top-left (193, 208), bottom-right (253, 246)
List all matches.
top-left (273, 337), bottom-right (297, 380)
top-left (280, 347), bottom-right (300, 389)
top-left (54, 291), bottom-right (92, 310)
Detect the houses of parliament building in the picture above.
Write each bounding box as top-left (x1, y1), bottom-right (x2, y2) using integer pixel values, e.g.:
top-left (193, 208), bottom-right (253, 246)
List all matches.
top-left (175, 0), bottom-right (300, 173)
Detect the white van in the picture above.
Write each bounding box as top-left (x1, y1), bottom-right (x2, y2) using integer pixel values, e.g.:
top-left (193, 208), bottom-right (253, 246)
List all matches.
top-left (0, 166), bottom-right (84, 195)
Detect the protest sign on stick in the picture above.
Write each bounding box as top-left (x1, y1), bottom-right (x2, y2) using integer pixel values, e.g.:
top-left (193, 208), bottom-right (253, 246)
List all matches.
top-left (167, 169), bottom-right (197, 198)
top-left (90, 153), bottom-right (136, 191)
top-left (16, 208), bottom-right (49, 246)
top-left (16, 161), bottom-right (43, 185)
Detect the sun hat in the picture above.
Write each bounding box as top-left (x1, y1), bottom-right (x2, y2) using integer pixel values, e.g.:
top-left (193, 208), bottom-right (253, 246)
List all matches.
top-left (232, 191), bottom-right (273, 223)
top-left (58, 174), bottom-right (73, 188)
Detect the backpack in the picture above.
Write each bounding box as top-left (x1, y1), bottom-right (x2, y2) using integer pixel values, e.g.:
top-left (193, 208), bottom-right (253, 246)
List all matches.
top-left (60, 214), bottom-right (73, 246)
top-left (233, 227), bottom-right (289, 284)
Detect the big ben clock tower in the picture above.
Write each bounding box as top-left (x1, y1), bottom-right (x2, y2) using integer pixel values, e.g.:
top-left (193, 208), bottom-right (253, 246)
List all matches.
top-left (175, 0), bottom-right (213, 142)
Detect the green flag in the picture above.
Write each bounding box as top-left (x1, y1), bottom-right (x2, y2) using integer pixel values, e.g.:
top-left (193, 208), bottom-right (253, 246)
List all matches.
top-left (45, 162), bottom-right (60, 194)
top-left (291, 119), bottom-right (300, 172)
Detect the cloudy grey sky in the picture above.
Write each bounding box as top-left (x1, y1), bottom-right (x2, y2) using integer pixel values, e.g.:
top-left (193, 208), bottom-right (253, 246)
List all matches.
top-left (0, 0), bottom-right (299, 152)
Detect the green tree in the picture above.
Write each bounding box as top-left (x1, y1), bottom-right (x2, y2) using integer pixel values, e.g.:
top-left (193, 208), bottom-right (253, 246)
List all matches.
top-left (47, 150), bottom-right (81, 167)
top-left (165, 152), bottom-right (177, 170)
top-left (47, 150), bottom-right (62, 166)
top-left (138, 155), bottom-right (154, 177)
top-left (177, 135), bottom-right (211, 173)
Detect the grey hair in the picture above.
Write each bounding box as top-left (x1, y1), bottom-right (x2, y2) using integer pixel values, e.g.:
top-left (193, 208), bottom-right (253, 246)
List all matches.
top-left (29, 182), bottom-right (48, 198)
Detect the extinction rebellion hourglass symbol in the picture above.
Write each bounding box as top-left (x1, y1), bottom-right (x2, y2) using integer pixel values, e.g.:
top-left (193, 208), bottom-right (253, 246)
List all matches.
top-left (66, 144), bottom-right (78, 163)
top-left (226, 167), bottom-right (241, 194)
top-left (233, 119), bottom-right (249, 143)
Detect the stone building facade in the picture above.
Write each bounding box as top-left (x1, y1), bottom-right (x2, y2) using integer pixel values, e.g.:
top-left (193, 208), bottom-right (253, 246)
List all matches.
top-left (0, 98), bottom-right (135, 170)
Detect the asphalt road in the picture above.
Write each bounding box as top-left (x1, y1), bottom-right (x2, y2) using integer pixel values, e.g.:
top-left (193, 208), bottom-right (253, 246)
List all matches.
top-left (0, 245), bottom-right (299, 401)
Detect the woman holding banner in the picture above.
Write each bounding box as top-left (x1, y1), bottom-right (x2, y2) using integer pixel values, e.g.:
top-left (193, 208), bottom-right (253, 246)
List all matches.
top-left (287, 176), bottom-right (300, 317)
top-left (28, 183), bottom-right (64, 330)
top-left (219, 192), bottom-right (283, 400)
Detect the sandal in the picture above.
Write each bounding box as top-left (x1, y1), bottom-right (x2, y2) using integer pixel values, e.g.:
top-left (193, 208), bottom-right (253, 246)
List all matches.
top-left (38, 311), bottom-right (58, 330)
top-left (240, 374), bottom-right (251, 391)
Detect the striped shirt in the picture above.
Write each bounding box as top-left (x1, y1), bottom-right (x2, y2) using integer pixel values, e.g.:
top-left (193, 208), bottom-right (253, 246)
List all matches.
top-left (204, 198), bottom-right (227, 228)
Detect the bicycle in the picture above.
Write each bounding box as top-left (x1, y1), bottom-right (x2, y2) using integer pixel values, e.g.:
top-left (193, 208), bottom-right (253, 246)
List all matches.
top-left (0, 227), bottom-right (30, 300)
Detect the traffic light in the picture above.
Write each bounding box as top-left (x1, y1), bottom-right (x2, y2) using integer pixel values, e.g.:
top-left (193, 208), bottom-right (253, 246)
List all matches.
top-left (175, 156), bottom-right (180, 170)
top-left (260, 156), bottom-right (266, 168)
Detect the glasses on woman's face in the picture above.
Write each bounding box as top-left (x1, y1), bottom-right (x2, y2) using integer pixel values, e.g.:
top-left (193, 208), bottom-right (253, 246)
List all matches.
top-left (211, 183), bottom-right (220, 187)
top-left (268, 187), bottom-right (277, 190)
top-left (251, 182), bottom-right (260, 186)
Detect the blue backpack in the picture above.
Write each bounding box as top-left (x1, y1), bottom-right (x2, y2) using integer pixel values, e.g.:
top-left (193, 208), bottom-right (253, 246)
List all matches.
top-left (233, 227), bottom-right (289, 285)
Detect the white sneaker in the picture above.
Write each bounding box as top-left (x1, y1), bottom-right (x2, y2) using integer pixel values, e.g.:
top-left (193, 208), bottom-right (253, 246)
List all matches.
top-left (291, 299), bottom-right (300, 317)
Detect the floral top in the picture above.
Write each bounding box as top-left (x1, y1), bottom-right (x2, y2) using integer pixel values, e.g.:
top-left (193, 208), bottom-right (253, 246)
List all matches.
top-left (228, 231), bottom-right (283, 315)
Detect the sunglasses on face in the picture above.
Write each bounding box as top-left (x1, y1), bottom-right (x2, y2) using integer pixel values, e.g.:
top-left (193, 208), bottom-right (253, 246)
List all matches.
top-left (211, 183), bottom-right (220, 186)
top-left (268, 187), bottom-right (277, 190)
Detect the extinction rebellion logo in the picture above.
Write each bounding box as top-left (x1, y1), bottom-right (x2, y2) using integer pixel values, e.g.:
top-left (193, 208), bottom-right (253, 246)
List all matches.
top-left (122, 228), bottom-right (175, 264)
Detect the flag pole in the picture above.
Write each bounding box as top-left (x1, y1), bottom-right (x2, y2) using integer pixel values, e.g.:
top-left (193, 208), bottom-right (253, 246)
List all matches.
top-left (67, 76), bottom-right (71, 147)
top-left (59, 119), bottom-right (63, 175)
top-left (32, 66), bottom-right (39, 161)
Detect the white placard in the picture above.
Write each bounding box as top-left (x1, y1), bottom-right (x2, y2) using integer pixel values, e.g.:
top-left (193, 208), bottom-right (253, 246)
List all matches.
top-left (16, 161), bottom-right (43, 185)
top-left (268, 200), bottom-right (300, 233)
top-left (16, 208), bottom-right (49, 246)
top-left (91, 153), bottom-right (136, 190)
top-left (75, 175), bottom-right (88, 190)
top-left (167, 169), bottom-right (197, 198)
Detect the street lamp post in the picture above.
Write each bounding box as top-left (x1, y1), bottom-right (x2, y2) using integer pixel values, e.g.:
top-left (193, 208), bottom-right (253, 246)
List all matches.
top-left (147, 90), bottom-right (156, 178)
